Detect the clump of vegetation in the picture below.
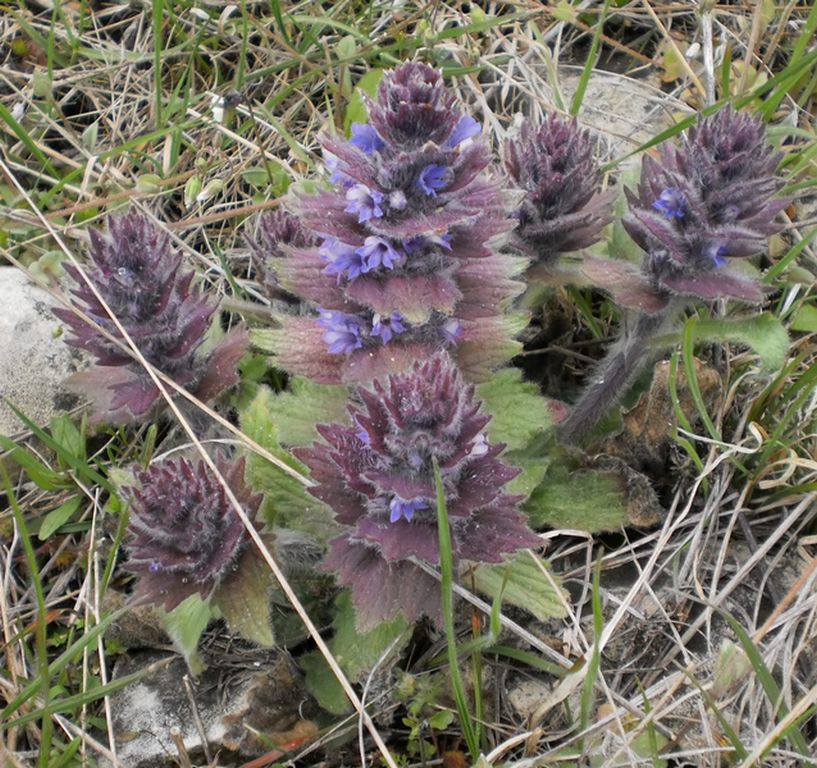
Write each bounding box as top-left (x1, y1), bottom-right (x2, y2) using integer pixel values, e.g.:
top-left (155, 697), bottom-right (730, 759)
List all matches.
top-left (2, 3), bottom-right (817, 767)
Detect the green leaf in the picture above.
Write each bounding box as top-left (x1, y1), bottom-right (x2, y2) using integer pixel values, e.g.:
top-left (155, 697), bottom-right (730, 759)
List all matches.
top-left (468, 551), bottom-right (568, 622)
top-left (4, 402), bottom-right (112, 492)
top-left (711, 640), bottom-right (752, 699)
top-left (427, 710), bottom-right (455, 730)
top-left (242, 161), bottom-right (291, 196)
top-left (502, 450), bottom-right (550, 498)
top-left (162, 594), bottom-right (213, 675)
top-left (135, 173), bottom-right (162, 194)
top-left (434, 457), bottom-right (480, 759)
top-left (263, 378), bottom-right (349, 447)
top-left (524, 464), bottom-right (629, 532)
top-left (38, 496), bottom-right (83, 540)
top-left (629, 729), bottom-right (669, 768)
top-left (49, 415), bottom-right (85, 464)
top-left (330, 590), bottom-right (409, 681)
top-left (214, 551), bottom-right (275, 647)
top-left (0, 436), bottom-right (64, 491)
top-left (299, 651), bottom-right (350, 715)
top-left (790, 304), bottom-right (817, 333)
top-left (302, 590), bottom-right (409, 715)
top-left (692, 313), bottom-right (789, 372)
top-left (553, 0), bottom-right (577, 23)
top-left (476, 368), bottom-right (552, 451)
top-left (240, 387), bottom-right (338, 539)
top-left (719, 609), bottom-right (811, 757)
top-left (343, 68), bottom-right (384, 134)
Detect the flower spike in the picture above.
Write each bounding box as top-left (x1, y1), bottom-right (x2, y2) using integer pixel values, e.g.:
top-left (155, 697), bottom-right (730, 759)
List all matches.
top-left (295, 353), bottom-right (540, 628)
top-left (252, 61), bottom-right (524, 384)
top-left (55, 211), bottom-right (247, 423)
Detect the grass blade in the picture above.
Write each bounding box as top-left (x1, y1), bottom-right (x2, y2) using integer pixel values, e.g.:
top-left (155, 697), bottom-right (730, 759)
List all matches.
top-left (434, 457), bottom-right (480, 759)
top-left (570, 0), bottom-right (612, 117)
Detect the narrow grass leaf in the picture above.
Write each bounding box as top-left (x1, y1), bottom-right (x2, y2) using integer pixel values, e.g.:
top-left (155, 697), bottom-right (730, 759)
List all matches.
top-left (570, 0), bottom-right (612, 116)
top-left (682, 316), bottom-right (720, 441)
top-left (578, 558), bottom-right (603, 747)
top-left (38, 496), bottom-right (83, 540)
top-left (434, 457), bottom-right (479, 759)
top-left (5, 403), bottom-right (113, 492)
top-left (4, 661), bottom-right (172, 730)
top-left (1, 461), bottom-right (53, 762)
top-left (0, 435), bottom-right (64, 491)
top-left (0, 607), bottom-right (127, 726)
top-left (488, 645), bottom-right (566, 677)
top-left (0, 103), bottom-right (59, 179)
top-left (720, 609), bottom-right (811, 756)
top-left (765, 225), bottom-right (817, 281)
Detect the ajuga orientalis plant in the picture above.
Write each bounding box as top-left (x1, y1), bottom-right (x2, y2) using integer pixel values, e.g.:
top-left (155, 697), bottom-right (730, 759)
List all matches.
top-left (250, 61), bottom-right (524, 384)
top-left (123, 453), bottom-right (276, 648)
top-left (294, 352), bottom-right (541, 630)
top-left (563, 106), bottom-right (787, 440)
top-left (505, 113), bottom-right (614, 279)
top-left (55, 211), bottom-right (248, 423)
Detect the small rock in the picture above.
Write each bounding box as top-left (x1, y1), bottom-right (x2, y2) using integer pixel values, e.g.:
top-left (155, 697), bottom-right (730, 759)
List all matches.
top-left (105, 647), bottom-right (319, 767)
top-left (0, 267), bottom-right (85, 436)
top-left (506, 677), bottom-right (552, 721)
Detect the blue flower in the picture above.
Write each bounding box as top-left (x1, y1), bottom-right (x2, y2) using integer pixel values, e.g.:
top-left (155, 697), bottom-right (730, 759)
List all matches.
top-left (417, 164), bottom-right (451, 197)
top-left (404, 233), bottom-right (453, 254)
top-left (652, 187), bottom-right (685, 219)
top-left (706, 242), bottom-right (727, 268)
top-left (357, 236), bottom-right (402, 272)
top-left (320, 238), bottom-right (367, 281)
top-left (349, 123), bottom-right (385, 155)
top-left (345, 184), bottom-right (384, 223)
top-left (441, 318), bottom-right (461, 344)
top-left (318, 310), bottom-right (365, 354)
top-left (371, 312), bottom-right (407, 344)
top-left (389, 495), bottom-right (428, 523)
top-left (445, 115), bottom-right (481, 148)
top-left (324, 151), bottom-right (353, 187)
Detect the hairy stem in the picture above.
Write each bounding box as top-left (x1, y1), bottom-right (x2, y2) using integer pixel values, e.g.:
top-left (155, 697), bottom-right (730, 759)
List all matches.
top-left (560, 305), bottom-right (677, 443)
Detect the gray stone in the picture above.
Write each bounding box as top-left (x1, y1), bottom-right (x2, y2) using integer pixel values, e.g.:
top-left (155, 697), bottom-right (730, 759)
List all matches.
top-left (104, 647), bottom-right (319, 768)
top-left (0, 267), bottom-right (85, 436)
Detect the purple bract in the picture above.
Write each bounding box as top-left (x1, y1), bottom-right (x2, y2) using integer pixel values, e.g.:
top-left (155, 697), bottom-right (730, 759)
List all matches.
top-left (505, 113), bottom-right (614, 276)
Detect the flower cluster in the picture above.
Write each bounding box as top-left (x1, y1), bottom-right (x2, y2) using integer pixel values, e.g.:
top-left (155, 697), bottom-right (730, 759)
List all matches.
top-left (584, 107), bottom-right (787, 312)
top-left (294, 353), bottom-right (540, 629)
top-left (55, 211), bottom-right (247, 422)
top-left (561, 107), bottom-right (786, 441)
top-left (123, 455), bottom-right (265, 612)
top-left (252, 61), bottom-right (523, 384)
top-left (505, 114), bottom-right (614, 277)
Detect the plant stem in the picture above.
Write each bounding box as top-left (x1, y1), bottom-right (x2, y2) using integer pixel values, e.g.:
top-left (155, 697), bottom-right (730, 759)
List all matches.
top-left (559, 305), bottom-right (676, 443)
